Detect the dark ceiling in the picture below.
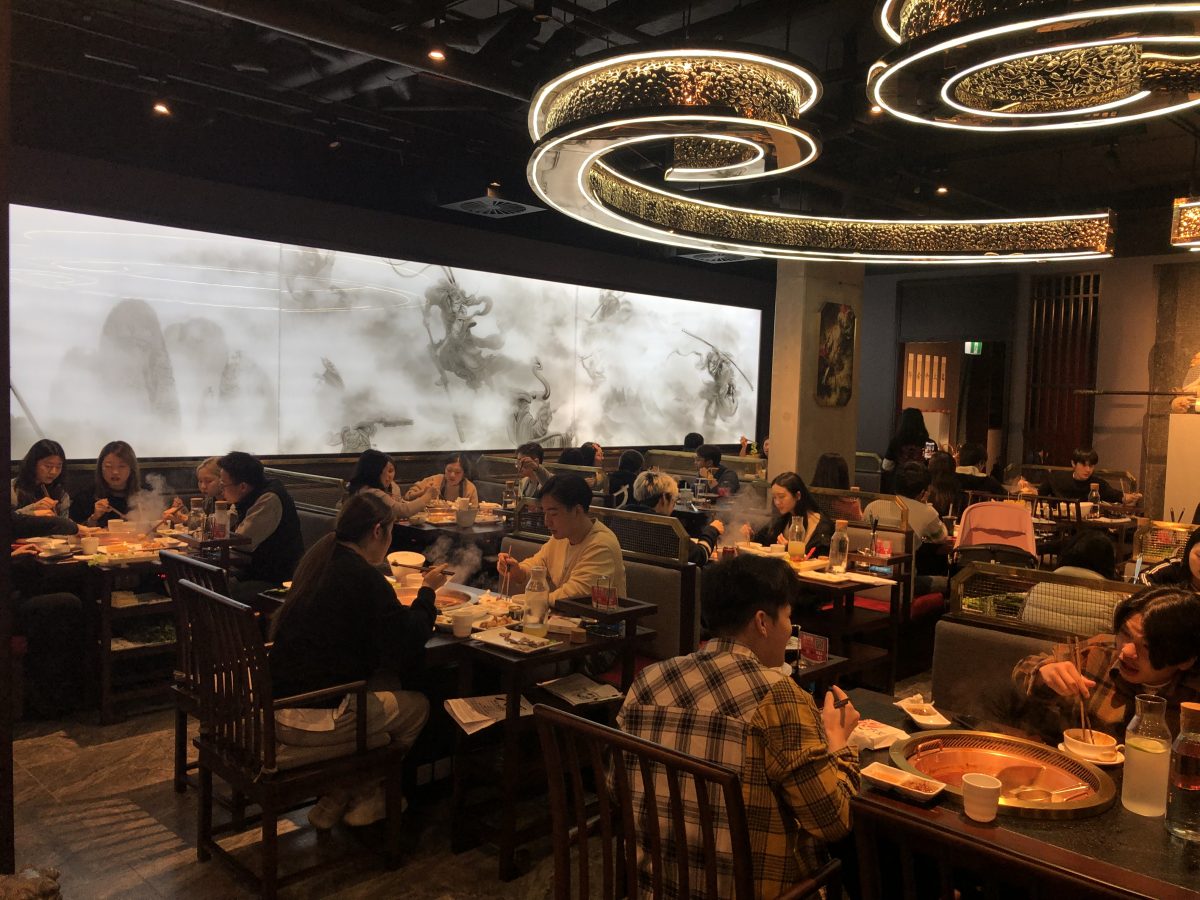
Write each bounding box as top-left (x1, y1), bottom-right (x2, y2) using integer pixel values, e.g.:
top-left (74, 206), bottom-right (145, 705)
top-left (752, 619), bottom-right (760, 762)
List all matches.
top-left (11, 0), bottom-right (1200, 271)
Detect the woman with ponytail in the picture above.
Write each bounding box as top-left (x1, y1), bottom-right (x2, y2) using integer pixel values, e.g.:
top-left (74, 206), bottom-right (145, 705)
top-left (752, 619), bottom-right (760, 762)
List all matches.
top-left (269, 491), bottom-right (448, 829)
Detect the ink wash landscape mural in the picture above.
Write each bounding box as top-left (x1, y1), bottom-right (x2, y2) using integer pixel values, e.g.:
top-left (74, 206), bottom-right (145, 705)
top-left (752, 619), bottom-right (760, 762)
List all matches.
top-left (9, 205), bottom-right (760, 458)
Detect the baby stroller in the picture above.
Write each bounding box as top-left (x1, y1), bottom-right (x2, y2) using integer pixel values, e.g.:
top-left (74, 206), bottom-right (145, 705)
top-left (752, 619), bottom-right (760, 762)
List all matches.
top-left (952, 501), bottom-right (1038, 570)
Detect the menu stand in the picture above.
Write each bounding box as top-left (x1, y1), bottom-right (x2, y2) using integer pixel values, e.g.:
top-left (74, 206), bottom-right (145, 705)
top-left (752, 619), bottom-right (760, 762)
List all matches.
top-left (450, 596), bottom-right (657, 882)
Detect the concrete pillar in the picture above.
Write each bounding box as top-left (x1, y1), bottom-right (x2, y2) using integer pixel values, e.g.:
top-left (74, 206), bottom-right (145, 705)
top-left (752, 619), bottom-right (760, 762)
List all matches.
top-left (769, 261), bottom-right (865, 485)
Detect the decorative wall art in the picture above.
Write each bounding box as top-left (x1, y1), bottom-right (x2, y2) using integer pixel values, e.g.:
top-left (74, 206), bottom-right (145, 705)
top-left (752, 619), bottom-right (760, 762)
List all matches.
top-left (8, 205), bottom-right (761, 458)
top-left (816, 302), bottom-right (856, 408)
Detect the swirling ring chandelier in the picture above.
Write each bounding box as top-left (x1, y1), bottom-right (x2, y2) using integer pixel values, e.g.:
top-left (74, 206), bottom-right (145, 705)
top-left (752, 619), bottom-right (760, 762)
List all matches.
top-left (526, 48), bottom-right (1113, 264)
top-left (870, 1), bottom-right (1200, 132)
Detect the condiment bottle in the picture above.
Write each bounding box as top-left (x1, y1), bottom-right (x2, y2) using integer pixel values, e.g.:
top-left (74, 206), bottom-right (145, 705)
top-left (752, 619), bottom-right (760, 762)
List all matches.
top-left (786, 515), bottom-right (807, 562)
top-left (1087, 482), bottom-right (1101, 518)
top-left (211, 500), bottom-right (232, 540)
top-left (1121, 694), bottom-right (1172, 817)
top-left (828, 519), bottom-right (850, 574)
top-left (1165, 701), bottom-right (1200, 841)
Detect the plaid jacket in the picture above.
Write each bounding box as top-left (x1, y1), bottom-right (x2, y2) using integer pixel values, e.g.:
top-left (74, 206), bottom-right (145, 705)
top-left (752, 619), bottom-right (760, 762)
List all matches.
top-left (616, 639), bottom-right (859, 899)
top-left (1013, 634), bottom-right (1200, 737)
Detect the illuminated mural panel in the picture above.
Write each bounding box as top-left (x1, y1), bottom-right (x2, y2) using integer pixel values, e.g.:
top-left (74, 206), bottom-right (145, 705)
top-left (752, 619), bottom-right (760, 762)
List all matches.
top-left (8, 205), bottom-right (761, 459)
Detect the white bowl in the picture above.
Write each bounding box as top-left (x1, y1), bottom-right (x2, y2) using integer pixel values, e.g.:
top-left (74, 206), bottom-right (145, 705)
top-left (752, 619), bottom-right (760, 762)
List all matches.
top-left (388, 551), bottom-right (426, 571)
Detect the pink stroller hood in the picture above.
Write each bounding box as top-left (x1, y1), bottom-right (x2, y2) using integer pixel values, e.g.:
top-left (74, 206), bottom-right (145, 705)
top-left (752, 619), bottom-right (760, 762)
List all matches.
top-left (954, 501), bottom-right (1036, 554)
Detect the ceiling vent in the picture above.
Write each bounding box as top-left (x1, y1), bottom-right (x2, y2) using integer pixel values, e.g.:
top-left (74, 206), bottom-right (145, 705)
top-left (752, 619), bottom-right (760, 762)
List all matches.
top-left (441, 195), bottom-right (544, 218)
top-left (679, 251), bottom-right (755, 264)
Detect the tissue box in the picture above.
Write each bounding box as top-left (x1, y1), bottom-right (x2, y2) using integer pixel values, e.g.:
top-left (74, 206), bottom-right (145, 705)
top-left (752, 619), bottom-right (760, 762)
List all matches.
top-left (848, 719), bottom-right (909, 752)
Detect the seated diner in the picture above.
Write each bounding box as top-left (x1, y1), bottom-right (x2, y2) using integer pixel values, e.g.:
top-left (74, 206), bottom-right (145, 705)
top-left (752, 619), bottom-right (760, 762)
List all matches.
top-left (218, 451), bottom-right (305, 597)
top-left (1038, 446), bottom-right (1142, 506)
top-left (69, 440), bottom-right (142, 527)
top-left (407, 452), bottom-right (478, 504)
top-left (346, 448), bottom-right (434, 520)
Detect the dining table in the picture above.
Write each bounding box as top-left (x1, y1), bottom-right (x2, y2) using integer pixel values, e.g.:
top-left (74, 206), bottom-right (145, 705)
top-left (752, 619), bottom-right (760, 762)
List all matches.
top-left (848, 689), bottom-right (1200, 899)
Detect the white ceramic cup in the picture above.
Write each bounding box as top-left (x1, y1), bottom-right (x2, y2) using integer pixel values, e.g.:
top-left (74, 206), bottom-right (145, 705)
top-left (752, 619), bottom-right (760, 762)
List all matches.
top-left (961, 773), bottom-right (1002, 823)
top-left (450, 607), bottom-right (482, 638)
top-left (80, 536), bottom-right (100, 554)
top-left (1062, 728), bottom-right (1122, 762)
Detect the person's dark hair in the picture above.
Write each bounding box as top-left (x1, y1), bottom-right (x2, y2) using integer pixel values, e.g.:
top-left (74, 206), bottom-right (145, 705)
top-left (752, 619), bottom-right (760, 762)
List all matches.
top-left (1057, 529), bottom-right (1117, 579)
top-left (270, 492), bottom-right (394, 641)
top-left (959, 443), bottom-right (987, 469)
top-left (683, 432), bottom-right (705, 451)
top-left (1177, 527), bottom-right (1200, 573)
top-left (617, 449), bottom-right (644, 473)
top-left (517, 441), bottom-right (545, 463)
top-left (15, 439), bottom-right (68, 502)
top-left (1113, 587), bottom-right (1200, 670)
top-left (926, 451), bottom-right (960, 516)
top-left (218, 451), bottom-right (266, 490)
top-left (811, 453), bottom-right (851, 490)
top-left (577, 442), bottom-right (601, 467)
top-left (1071, 447), bottom-right (1100, 466)
top-left (538, 473), bottom-right (593, 512)
top-left (557, 448), bottom-right (586, 466)
top-left (892, 407), bottom-right (930, 448)
top-left (438, 452), bottom-right (473, 499)
top-left (701, 555), bottom-right (800, 636)
top-left (771, 472), bottom-right (819, 515)
top-left (695, 444), bottom-right (722, 466)
top-left (347, 449), bottom-right (392, 495)
top-left (95, 440), bottom-right (141, 498)
top-left (894, 461), bottom-right (931, 500)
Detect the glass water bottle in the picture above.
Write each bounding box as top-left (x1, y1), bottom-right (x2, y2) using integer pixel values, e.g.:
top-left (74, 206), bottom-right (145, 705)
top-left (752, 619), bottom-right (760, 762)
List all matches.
top-left (186, 497), bottom-right (205, 536)
top-left (828, 519), bottom-right (850, 574)
top-left (211, 500), bottom-right (231, 540)
top-left (1166, 702), bottom-right (1200, 841)
top-left (524, 564), bottom-right (551, 637)
top-left (1122, 694), bottom-right (1172, 817)
top-left (786, 515), bottom-right (807, 562)
top-left (1087, 482), bottom-right (1102, 518)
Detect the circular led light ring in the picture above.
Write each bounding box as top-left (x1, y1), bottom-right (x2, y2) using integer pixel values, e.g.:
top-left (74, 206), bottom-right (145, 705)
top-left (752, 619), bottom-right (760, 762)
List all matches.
top-left (869, 3), bottom-right (1200, 132)
top-left (528, 48), bottom-right (1112, 262)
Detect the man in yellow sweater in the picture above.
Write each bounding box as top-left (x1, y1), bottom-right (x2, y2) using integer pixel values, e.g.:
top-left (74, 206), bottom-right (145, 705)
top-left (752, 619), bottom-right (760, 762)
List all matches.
top-left (497, 474), bottom-right (626, 603)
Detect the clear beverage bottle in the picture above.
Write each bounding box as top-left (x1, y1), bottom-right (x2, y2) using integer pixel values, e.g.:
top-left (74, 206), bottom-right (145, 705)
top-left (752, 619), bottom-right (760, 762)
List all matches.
top-left (1121, 694), bottom-right (1172, 817)
top-left (1087, 482), bottom-right (1101, 518)
top-left (1166, 701), bottom-right (1200, 841)
top-left (211, 500), bottom-right (231, 540)
top-left (828, 519), bottom-right (850, 574)
top-left (186, 497), bottom-right (205, 536)
top-left (786, 515), bottom-right (807, 562)
top-left (524, 564), bottom-right (551, 637)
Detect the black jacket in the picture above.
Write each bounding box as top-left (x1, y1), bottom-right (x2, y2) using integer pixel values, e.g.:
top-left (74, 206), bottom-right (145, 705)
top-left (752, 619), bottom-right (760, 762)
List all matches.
top-left (233, 479), bottom-right (304, 585)
top-left (270, 543), bottom-right (437, 704)
top-left (626, 501), bottom-right (720, 567)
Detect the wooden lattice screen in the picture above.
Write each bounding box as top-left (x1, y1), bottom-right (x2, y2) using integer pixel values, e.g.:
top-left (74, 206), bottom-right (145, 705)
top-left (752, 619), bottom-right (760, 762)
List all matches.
top-left (1024, 273), bottom-right (1100, 465)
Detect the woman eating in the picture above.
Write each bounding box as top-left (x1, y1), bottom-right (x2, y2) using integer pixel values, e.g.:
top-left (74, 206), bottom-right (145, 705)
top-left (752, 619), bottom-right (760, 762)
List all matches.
top-left (12, 439), bottom-right (72, 521)
top-left (269, 492), bottom-right (447, 829)
top-left (405, 452), bottom-right (478, 504)
top-left (741, 472), bottom-right (832, 554)
top-left (347, 449), bottom-right (434, 520)
top-left (70, 440), bottom-right (142, 527)
top-left (163, 456), bottom-right (223, 524)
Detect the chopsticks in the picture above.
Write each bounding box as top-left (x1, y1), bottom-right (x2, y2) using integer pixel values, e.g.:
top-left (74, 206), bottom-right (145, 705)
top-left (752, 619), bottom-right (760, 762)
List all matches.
top-left (1071, 637), bottom-right (1094, 745)
top-left (499, 567), bottom-right (511, 599)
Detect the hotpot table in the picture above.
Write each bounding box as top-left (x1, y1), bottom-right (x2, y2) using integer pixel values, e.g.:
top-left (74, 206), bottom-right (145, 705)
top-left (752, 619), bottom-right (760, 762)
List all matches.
top-left (848, 690), bottom-right (1200, 899)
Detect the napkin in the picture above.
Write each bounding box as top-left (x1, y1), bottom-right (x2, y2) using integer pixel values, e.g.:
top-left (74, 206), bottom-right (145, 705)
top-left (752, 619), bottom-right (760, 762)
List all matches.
top-left (848, 719), bottom-right (910, 752)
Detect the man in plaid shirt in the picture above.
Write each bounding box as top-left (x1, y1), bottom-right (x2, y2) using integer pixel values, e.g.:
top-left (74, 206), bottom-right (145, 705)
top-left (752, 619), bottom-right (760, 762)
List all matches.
top-left (1013, 587), bottom-right (1200, 737)
top-left (617, 555), bottom-right (860, 899)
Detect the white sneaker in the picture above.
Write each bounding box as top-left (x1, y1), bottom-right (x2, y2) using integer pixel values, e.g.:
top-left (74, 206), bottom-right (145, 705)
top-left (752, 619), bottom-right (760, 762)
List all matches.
top-left (307, 790), bottom-right (350, 830)
top-left (342, 783), bottom-right (397, 827)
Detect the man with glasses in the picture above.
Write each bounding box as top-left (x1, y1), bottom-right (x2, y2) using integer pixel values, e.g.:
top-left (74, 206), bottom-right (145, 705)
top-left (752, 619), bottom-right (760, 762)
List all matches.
top-left (218, 451), bottom-right (304, 601)
top-left (693, 444), bottom-right (740, 496)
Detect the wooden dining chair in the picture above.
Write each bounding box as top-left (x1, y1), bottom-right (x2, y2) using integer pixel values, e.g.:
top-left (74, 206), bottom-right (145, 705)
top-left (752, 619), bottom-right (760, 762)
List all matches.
top-left (533, 704), bottom-right (840, 900)
top-left (178, 579), bottom-right (406, 899)
top-left (159, 550), bottom-right (231, 794)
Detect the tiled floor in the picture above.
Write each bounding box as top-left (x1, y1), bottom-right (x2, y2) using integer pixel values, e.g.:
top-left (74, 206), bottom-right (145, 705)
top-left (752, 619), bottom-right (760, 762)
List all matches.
top-left (13, 710), bottom-right (557, 899)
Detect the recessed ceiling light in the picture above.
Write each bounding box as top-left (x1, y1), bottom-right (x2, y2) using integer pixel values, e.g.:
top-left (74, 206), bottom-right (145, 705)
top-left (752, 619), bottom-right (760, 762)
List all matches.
top-left (328, 139), bottom-right (342, 150)
top-left (428, 48), bottom-right (446, 61)
top-left (870, 105), bottom-right (883, 115)
top-left (936, 185), bottom-right (949, 195)
top-left (152, 101), bottom-right (171, 116)
top-left (489, 181), bottom-right (502, 188)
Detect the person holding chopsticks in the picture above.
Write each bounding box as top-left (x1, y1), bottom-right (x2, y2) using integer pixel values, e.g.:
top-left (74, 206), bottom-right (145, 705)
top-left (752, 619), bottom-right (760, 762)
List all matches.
top-left (11, 439), bottom-right (74, 529)
top-left (1012, 587), bottom-right (1200, 736)
top-left (69, 440), bottom-right (142, 527)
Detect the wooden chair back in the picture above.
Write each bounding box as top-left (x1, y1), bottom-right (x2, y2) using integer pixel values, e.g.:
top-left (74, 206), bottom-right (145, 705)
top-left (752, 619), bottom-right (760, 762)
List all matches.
top-left (160, 550), bottom-right (230, 696)
top-left (533, 704), bottom-right (838, 900)
top-left (177, 579), bottom-right (279, 775)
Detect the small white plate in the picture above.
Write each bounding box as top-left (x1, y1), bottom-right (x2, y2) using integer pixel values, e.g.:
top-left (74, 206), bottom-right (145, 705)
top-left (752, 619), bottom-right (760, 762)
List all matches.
top-left (861, 762), bottom-right (946, 802)
top-left (1057, 742), bottom-right (1123, 766)
top-left (895, 699), bottom-right (952, 730)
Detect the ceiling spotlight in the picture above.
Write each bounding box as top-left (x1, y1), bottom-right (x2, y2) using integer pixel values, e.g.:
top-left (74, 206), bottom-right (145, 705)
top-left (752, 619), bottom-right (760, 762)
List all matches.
top-left (533, 0), bottom-right (552, 23)
top-left (936, 185), bottom-right (949, 195)
top-left (427, 47), bottom-right (446, 61)
top-left (152, 101), bottom-right (172, 116)
top-left (870, 105), bottom-right (883, 115)
top-left (489, 181), bottom-right (502, 188)
top-left (328, 139), bottom-right (342, 150)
